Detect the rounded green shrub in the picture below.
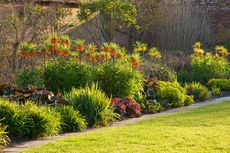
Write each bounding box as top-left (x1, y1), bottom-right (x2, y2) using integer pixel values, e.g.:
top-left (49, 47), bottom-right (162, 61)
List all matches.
top-left (94, 61), bottom-right (143, 98)
top-left (21, 102), bottom-right (61, 138)
top-left (157, 81), bottom-right (189, 108)
top-left (44, 60), bottom-right (93, 93)
top-left (185, 82), bottom-right (210, 102)
top-left (184, 95), bottom-right (194, 106)
top-left (64, 83), bottom-right (116, 127)
top-left (207, 79), bottom-right (230, 91)
top-left (56, 106), bottom-right (87, 132)
top-left (211, 86), bottom-right (222, 97)
top-left (0, 99), bottom-right (25, 138)
top-left (16, 67), bottom-right (43, 88)
top-left (141, 62), bottom-right (177, 82)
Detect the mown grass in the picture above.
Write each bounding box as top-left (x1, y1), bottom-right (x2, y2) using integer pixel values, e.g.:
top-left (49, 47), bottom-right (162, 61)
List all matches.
top-left (22, 101), bottom-right (230, 153)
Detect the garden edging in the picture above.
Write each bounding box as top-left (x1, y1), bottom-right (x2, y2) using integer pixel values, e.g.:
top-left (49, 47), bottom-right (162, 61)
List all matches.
top-left (3, 96), bottom-right (230, 153)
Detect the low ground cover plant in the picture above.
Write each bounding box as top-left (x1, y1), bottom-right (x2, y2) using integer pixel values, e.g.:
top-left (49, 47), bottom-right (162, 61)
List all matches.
top-left (111, 97), bottom-right (142, 118)
top-left (207, 79), bottom-right (230, 91)
top-left (185, 82), bottom-right (210, 102)
top-left (56, 106), bottom-right (87, 132)
top-left (64, 84), bottom-right (116, 127)
top-left (0, 124), bottom-right (9, 149)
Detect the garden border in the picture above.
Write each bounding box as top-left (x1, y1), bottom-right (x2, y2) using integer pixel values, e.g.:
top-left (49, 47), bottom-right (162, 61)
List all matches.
top-left (3, 96), bottom-right (230, 153)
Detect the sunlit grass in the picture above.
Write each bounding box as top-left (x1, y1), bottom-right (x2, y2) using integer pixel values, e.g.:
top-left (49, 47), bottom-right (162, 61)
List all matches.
top-left (23, 101), bottom-right (230, 153)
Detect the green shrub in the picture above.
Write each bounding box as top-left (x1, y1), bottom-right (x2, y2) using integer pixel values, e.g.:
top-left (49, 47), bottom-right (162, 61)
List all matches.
top-left (184, 95), bottom-right (195, 106)
top-left (44, 60), bottom-right (93, 93)
top-left (140, 99), bottom-right (161, 114)
top-left (64, 84), bottom-right (116, 127)
top-left (157, 81), bottom-right (187, 108)
top-left (16, 67), bottom-right (43, 88)
top-left (177, 69), bottom-right (193, 84)
top-left (94, 61), bottom-right (143, 98)
top-left (56, 106), bottom-right (87, 132)
top-left (185, 82), bottom-right (210, 102)
top-left (0, 124), bottom-right (9, 149)
top-left (211, 86), bottom-right (222, 97)
top-left (141, 62), bottom-right (177, 82)
top-left (207, 79), bottom-right (230, 91)
top-left (21, 102), bottom-right (61, 138)
top-left (191, 52), bottom-right (229, 84)
top-left (0, 99), bottom-right (25, 138)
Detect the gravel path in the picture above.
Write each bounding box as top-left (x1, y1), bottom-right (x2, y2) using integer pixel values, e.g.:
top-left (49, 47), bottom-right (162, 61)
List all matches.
top-left (3, 96), bottom-right (230, 153)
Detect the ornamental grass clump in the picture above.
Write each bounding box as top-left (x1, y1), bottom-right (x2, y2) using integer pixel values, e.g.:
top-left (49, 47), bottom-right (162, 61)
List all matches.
top-left (0, 124), bottom-right (9, 149)
top-left (64, 84), bottom-right (116, 127)
top-left (55, 106), bottom-right (87, 132)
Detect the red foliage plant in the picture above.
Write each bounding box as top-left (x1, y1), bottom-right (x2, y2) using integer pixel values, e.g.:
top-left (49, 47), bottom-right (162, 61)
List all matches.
top-left (111, 97), bottom-right (142, 118)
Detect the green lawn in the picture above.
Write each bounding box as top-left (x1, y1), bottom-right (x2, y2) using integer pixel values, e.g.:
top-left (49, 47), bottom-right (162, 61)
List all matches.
top-left (23, 101), bottom-right (230, 153)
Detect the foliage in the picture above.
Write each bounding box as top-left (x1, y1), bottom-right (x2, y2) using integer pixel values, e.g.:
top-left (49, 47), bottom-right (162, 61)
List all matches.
top-left (141, 63), bottom-right (177, 82)
top-left (111, 97), bottom-right (142, 118)
top-left (191, 42), bottom-right (229, 84)
top-left (207, 79), bottom-right (230, 91)
top-left (78, 0), bottom-right (137, 42)
top-left (140, 99), bottom-right (161, 114)
top-left (21, 102), bottom-right (61, 138)
top-left (64, 84), bottom-right (116, 127)
top-left (55, 106), bottom-right (87, 132)
top-left (185, 82), bottom-right (210, 102)
top-left (211, 86), bottom-right (222, 97)
top-left (0, 99), bottom-right (25, 138)
top-left (0, 84), bottom-right (62, 105)
top-left (184, 95), bottom-right (195, 106)
top-left (44, 60), bottom-right (93, 93)
top-left (94, 61), bottom-right (143, 98)
top-left (0, 124), bottom-right (9, 149)
top-left (16, 67), bottom-right (44, 89)
top-left (157, 81), bottom-right (187, 108)
top-left (177, 69), bottom-right (193, 84)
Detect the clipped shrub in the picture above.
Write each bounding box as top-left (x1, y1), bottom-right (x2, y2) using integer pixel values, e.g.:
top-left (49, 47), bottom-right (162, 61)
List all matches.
top-left (0, 124), bottom-right (9, 149)
top-left (44, 60), bottom-right (93, 93)
top-left (0, 99), bottom-right (25, 138)
top-left (16, 67), bottom-right (43, 88)
top-left (111, 97), bottom-right (142, 118)
top-left (21, 102), bottom-right (61, 138)
top-left (157, 81), bottom-right (187, 108)
top-left (185, 82), bottom-right (210, 102)
top-left (211, 86), bottom-right (222, 97)
top-left (56, 106), bottom-right (86, 132)
top-left (94, 61), bottom-right (143, 98)
top-left (64, 84), bottom-right (116, 127)
top-left (207, 79), bottom-right (230, 91)
top-left (141, 62), bottom-right (177, 82)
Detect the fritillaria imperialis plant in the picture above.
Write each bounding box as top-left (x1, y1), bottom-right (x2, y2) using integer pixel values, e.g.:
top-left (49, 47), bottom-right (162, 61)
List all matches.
top-left (17, 42), bottom-right (37, 58)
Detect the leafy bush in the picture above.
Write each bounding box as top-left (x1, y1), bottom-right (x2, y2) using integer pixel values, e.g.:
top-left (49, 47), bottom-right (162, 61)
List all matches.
top-left (56, 106), bottom-right (86, 132)
top-left (185, 82), bottom-right (210, 102)
top-left (0, 99), bottom-right (25, 138)
top-left (191, 43), bottom-right (229, 84)
top-left (141, 62), bottom-right (177, 82)
top-left (157, 81), bottom-right (187, 108)
top-left (207, 79), bottom-right (230, 91)
top-left (184, 95), bottom-right (195, 106)
top-left (211, 86), bottom-right (222, 97)
top-left (94, 61), bottom-right (143, 98)
top-left (16, 67), bottom-right (43, 88)
top-left (140, 99), bottom-right (161, 114)
top-left (0, 124), bottom-right (9, 149)
top-left (64, 84), bottom-right (116, 127)
top-left (44, 60), bottom-right (93, 93)
top-left (111, 97), bottom-right (142, 118)
top-left (21, 102), bottom-right (61, 138)
top-left (177, 69), bottom-right (193, 84)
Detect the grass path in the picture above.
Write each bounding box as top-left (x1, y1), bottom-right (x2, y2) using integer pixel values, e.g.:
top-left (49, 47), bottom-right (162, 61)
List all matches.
top-left (3, 97), bottom-right (230, 153)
